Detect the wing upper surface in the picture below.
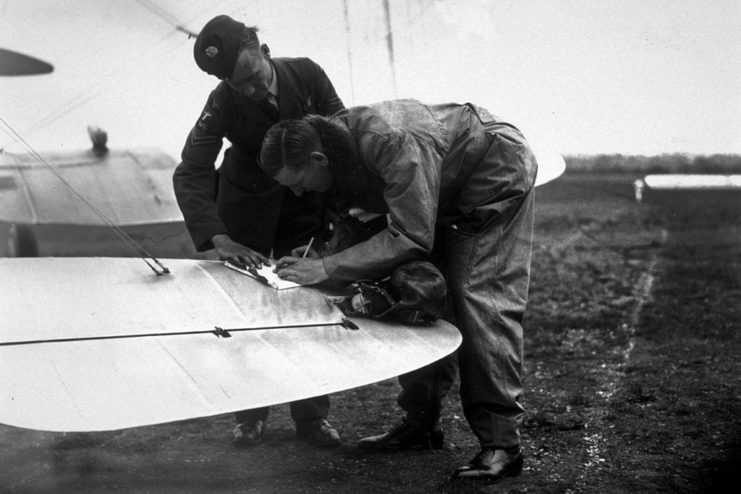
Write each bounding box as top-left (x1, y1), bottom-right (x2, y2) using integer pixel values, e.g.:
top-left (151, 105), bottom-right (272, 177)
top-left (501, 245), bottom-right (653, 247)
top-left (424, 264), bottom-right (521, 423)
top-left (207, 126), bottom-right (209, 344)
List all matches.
top-left (0, 257), bottom-right (461, 431)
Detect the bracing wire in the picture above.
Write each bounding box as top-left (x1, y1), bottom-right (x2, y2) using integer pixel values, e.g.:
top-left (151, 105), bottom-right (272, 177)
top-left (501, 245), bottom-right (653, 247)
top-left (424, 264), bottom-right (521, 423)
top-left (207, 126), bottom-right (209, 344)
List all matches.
top-left (0, 3), bottom-right (224, 274)
top-left (0, 4), bottom-right (196, 152)
top-left (0, 117), bottom-right (169, 276)
top-left (134, 0), bottom-right (198, 37)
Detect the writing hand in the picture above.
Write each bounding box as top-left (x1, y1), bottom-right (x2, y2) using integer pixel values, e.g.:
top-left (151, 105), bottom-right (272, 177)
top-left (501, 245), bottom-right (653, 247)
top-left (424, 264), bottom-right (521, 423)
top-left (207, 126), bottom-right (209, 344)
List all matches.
top-left (274, 256), bottom-right (329, 285)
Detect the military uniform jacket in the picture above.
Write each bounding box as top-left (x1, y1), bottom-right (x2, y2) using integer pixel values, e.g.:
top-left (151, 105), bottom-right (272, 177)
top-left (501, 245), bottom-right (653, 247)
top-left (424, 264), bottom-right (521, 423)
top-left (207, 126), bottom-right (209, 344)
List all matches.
top-left (173, 57), bottom-right (344, 253)
top-left (322, 99), bottom-right (538, 283)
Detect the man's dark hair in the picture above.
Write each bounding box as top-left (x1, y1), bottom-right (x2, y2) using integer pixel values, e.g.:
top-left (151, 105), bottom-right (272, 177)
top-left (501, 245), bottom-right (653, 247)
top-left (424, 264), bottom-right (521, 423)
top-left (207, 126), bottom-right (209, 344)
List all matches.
top-left (259, 118), bottom-right (321, 177)
top-left (260, 115), bottom-right (368, 204)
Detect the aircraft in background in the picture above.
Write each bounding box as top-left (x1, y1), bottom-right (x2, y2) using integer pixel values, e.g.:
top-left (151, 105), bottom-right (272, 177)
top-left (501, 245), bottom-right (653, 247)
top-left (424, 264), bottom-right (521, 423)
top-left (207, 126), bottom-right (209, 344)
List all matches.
top-left (0, 4), bottom-right (203, 259)
top-left (0, 132), bottom-right (197, 258)
top-left (0, 48), bottom-right (53, 76)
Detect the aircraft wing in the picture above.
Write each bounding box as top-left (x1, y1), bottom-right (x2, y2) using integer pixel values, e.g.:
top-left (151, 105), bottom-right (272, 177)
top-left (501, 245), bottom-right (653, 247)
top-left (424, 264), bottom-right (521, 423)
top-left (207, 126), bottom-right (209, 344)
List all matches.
top-left (0, 148), bottom-right (183, 225)
top-left (533, 147), bottom-right (566, 187)
top-left (0, 257), bottom-right (461, 432)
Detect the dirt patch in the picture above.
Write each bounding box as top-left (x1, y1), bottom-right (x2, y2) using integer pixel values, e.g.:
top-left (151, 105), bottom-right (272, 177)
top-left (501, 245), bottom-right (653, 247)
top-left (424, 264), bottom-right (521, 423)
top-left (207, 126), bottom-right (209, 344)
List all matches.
top-left (1, 173), bottom-right (739, 493)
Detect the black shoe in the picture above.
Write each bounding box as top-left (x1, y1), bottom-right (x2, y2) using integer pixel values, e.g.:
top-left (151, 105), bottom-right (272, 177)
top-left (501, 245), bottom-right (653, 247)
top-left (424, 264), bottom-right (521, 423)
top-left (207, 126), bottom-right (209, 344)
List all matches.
top-left (451, 447), bottom-right (523, 482)
top-left (357, 420), bottom-right (444, 451)
top-left (232, 419), bottom-right (265, 447)
top-left (296, 418), bottom-right (342, 448)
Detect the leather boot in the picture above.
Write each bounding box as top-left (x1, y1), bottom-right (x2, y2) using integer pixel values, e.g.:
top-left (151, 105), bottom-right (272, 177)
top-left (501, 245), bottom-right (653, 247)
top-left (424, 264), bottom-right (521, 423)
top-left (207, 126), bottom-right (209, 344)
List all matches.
top-left (296, 418), bottom-right (342, 448)
top-left (451, 447), bottom-right (523, 482)
top-left (357, 419), bottom-right (444, 450)
top-left (232, 419), bottom-right (265, 447)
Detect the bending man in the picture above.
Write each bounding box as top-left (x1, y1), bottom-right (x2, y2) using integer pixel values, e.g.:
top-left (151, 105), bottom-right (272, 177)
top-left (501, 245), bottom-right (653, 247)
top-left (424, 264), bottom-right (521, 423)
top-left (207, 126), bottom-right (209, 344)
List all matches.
top-left (259, 99), bottom-right (537, 482)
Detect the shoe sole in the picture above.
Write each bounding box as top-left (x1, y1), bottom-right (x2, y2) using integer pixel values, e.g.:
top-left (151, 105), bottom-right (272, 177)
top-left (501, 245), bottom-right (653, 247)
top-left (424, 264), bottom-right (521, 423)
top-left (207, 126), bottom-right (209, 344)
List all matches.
top-left (451, 454), bottom-right (524, 483)
top-left (232, 435), bottom-right (263, 447)
top-left (357, 430), bottom-right (444, 451)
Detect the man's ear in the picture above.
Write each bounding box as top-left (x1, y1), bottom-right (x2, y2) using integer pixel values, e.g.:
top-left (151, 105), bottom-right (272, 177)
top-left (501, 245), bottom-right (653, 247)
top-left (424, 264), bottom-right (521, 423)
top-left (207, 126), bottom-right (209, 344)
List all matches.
top-left (261, 44), bottom-right (271, 58)
top-left (310, 151), bottom-right (328, 167)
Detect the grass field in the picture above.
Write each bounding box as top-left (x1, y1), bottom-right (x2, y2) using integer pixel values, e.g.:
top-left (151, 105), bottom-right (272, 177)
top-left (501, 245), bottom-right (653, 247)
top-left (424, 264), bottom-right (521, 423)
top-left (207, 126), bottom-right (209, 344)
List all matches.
top-left (1, 171), bottom-right (739, 493)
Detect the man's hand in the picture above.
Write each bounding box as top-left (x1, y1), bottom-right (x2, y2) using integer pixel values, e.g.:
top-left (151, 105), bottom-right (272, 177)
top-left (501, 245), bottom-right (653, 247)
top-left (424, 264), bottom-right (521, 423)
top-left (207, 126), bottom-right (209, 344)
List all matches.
top-left (274, 256), bottom-right (329, 285)
top-left (212, 234), bottom-right (269, 268)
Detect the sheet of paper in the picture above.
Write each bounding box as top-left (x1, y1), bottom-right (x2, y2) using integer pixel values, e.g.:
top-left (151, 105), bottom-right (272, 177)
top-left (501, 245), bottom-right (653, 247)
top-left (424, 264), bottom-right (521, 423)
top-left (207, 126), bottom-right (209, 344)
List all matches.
top-left (224, 261), bottom-right (301, 290)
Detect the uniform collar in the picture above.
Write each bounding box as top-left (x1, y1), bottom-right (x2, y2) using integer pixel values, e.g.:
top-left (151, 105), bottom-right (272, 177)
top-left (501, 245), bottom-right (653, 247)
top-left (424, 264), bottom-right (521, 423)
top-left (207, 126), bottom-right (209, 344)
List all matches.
top-left (267, 61), bottom-right (278, 100)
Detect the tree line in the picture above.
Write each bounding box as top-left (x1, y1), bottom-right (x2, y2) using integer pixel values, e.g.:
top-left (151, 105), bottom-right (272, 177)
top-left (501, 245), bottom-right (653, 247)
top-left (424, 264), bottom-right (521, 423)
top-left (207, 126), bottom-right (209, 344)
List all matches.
top-left (564, 153), bottom-right (741, 173)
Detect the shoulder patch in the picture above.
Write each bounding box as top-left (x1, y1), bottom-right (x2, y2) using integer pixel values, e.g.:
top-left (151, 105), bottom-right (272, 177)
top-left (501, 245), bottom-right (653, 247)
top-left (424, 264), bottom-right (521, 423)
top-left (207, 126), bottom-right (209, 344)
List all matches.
top-left (195, 109), bottom-right (217, 133)
top-left (188, 125), bottom-right (221, 147)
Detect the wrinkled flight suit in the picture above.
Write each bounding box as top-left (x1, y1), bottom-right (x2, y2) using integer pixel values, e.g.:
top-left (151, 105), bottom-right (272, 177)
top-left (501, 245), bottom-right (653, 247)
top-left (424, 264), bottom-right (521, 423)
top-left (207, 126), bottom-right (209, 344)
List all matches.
top-left (323, 99), bottom-right (537, 449)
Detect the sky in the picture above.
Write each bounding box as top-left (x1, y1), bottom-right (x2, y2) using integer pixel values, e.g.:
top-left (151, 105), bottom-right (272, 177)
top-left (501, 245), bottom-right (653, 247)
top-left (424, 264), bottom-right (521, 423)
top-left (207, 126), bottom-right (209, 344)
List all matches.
top-left (1, 0), bottom-right (739, 158)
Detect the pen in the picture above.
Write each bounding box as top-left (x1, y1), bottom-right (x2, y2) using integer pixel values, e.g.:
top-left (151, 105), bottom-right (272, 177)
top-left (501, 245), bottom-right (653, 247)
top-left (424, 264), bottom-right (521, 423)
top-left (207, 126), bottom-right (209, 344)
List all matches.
top-left (302, 237), bottom-right (315, 260)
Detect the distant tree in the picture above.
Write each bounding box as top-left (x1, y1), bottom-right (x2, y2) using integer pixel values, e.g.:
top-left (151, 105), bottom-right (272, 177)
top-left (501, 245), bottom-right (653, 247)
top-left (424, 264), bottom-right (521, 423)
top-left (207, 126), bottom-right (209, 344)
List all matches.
top-left (564, 152), bottom-right (740, 174)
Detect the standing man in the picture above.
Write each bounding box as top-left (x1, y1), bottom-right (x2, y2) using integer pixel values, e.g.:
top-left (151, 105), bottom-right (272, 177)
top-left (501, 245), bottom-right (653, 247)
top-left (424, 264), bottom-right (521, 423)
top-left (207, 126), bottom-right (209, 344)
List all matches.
top-left (258, 100), bottom-right (537, 482)
top-left (173, 15), bottom-right (344, 448)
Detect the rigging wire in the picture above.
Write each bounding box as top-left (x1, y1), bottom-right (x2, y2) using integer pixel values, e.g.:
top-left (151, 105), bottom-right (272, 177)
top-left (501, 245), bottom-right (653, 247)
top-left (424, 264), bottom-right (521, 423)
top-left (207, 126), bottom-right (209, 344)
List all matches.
top-left (0, 3), bottom-right (224, 273)
top-left (0, 6), bottom-right (196, 151)
top-left (134, 0), bottom-right (198, 37)
top-left (0, 117), bottom-right (169, 276)
top-left (0, 1), bottom-right (258, 153)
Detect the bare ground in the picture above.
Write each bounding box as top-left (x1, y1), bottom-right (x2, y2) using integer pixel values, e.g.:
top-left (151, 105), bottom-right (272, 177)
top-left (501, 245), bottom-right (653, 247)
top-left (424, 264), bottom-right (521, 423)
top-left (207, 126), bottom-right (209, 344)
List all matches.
top-left (1, 173), bottom-right (739, 493)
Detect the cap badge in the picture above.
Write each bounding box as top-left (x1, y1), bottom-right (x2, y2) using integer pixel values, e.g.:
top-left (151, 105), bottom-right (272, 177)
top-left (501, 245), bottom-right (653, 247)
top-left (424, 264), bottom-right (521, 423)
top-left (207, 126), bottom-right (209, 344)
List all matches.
top-left (205, 46), bottom-right (219, 58)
